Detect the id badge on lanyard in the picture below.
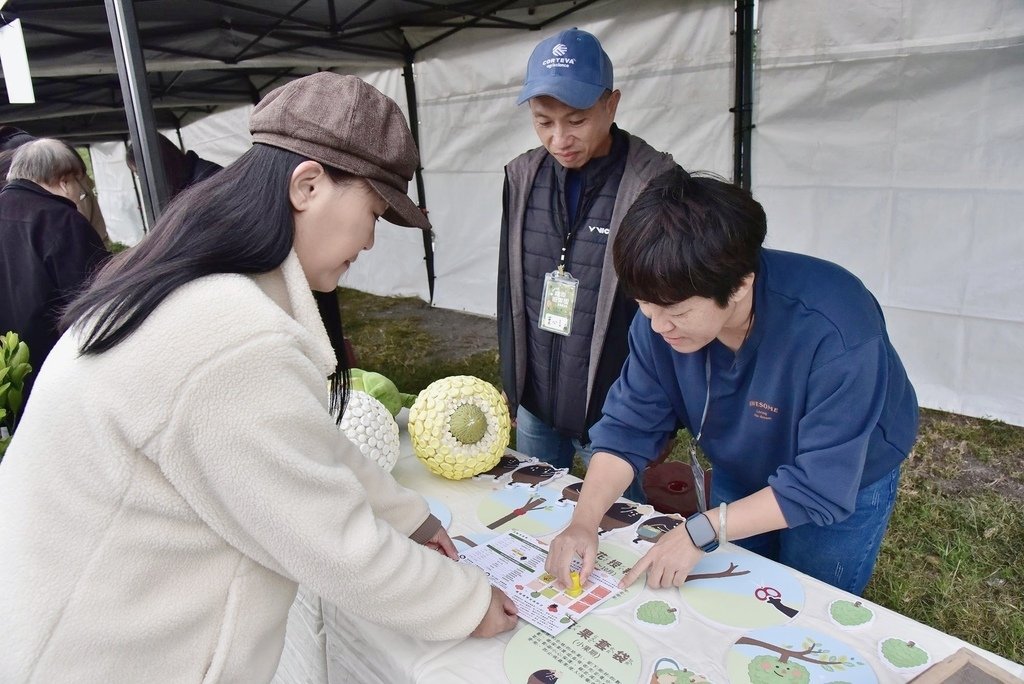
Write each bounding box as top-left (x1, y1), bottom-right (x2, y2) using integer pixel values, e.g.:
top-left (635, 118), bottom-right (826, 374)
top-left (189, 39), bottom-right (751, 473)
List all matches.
top-left (538, 269), bottom-right (579, 336)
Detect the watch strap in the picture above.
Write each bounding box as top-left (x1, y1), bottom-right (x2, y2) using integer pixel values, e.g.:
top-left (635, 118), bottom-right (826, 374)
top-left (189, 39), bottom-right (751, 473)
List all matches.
top-left (684, 512), bottom-right (719, 553)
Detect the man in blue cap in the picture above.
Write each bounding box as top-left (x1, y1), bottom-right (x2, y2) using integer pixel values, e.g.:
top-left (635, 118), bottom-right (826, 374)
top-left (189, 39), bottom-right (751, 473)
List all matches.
top-left (497, 28), bottom-right (678, 501)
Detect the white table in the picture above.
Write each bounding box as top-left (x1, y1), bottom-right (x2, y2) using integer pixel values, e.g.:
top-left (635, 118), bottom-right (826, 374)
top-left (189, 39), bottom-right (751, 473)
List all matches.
top-left (274, 413), bottom-right (1023, 684)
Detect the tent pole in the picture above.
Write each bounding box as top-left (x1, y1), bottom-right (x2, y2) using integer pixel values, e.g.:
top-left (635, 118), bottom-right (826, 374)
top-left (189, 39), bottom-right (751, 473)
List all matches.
top-left (127, 137), bottom-right (146, 234)
top-left (402, 52), bottom-right (436, 305)
top-left (732, 0), bottom-right (756, 189)
top-left (104, 0), bottom-right (169, 227)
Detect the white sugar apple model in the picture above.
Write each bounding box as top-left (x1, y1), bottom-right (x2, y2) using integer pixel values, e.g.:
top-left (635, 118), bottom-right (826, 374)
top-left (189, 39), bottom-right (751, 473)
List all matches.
top-left (407, 375), bottom-right (511, 480)
top-left (338, 390), bottom-right (401, 472)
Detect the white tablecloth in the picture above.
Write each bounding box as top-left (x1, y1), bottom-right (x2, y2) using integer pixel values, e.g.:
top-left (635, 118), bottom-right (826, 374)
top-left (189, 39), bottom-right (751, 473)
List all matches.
top-left (274, 413), bottom-right (1023, 684)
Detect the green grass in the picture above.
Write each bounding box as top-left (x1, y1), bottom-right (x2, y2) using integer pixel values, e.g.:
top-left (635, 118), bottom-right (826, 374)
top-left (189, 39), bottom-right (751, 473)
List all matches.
top-left (340, 287), bottom-right (500, 393)
top-left (339, 288), bottom-right (1024, 665)
top-left (75, 146), bottom-right (94, 179)
top-left (866, 486), bottom-right (1023, 661)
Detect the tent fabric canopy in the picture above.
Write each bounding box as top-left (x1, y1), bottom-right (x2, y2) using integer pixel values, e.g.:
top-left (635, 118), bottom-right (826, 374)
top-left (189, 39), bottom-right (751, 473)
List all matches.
top-left (1, 0), bottom-right (1023, 428)
top-left (0, 0), bottom-right (595, 140)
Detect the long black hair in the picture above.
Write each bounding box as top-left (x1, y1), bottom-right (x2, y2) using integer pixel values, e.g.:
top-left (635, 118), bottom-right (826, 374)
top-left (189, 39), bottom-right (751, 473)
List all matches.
top-left (61, 143), bottom-right (351, 420)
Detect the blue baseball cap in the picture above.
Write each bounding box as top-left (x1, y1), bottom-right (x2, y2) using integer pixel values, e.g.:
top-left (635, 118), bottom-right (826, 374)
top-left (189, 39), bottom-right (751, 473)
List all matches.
top-left (516, 28), bottom-right (613, 110)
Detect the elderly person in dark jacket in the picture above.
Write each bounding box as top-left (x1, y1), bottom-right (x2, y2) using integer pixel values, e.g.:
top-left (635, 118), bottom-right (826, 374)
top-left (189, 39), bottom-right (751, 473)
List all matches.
top-left (0, 138), bottom-right (108, 406)
top-left (0, 128), bottom-right (108, 242)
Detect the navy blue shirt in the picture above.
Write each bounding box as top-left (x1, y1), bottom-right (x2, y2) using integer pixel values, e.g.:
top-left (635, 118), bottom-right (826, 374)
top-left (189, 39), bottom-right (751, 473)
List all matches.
top-left (564, 169), bottom-right (582, 225)
top-left (590, 250), bottom-right (918, 527)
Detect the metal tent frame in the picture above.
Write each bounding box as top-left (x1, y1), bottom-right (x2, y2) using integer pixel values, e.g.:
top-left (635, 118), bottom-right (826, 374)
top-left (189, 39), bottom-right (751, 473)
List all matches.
top-left (0, 0), bottom-right (757, 299)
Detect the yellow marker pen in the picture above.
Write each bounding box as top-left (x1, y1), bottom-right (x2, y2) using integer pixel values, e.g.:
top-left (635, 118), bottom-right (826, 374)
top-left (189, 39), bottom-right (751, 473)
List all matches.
top-left (566, 571), bottom-right (583, 597)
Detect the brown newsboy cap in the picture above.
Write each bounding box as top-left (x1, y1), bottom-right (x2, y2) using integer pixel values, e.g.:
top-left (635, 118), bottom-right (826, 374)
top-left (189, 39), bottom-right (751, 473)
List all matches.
top-left (250, 72), bottom-right (430, 230)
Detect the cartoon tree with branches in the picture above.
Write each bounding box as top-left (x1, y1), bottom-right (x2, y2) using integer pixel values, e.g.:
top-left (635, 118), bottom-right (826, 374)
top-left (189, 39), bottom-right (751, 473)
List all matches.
top-left (685, 561), bottom-right (751, 582)
top-left (487, 494), bottom-right (549, 529)
top-left (741, 636), bottom-right (865, 684)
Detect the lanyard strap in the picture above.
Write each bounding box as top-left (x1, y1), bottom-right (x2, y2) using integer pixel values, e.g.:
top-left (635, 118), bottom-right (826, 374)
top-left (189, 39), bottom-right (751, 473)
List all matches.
top-left (557, 230), bottom-right (573, 273)
top-left (694, 350), bottom-right (712, 443)
top-left (551, 179), bottom-right (577, 274)
top-left (689, 350), bottom-right (712, 512)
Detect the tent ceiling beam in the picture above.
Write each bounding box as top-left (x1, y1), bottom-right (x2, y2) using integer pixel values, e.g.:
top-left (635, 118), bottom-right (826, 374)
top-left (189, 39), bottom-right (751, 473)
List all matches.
top-left (400, 0), bottom-right (533, 30)
top-left (26, 0), bottom-right (163, 9)
top-left (231, 0), bottom-right (316, 63)
top-left (334, 0), bottom-right (378, 33)
top-left (255, 67), bottom-right (299, 93)
top-left (242, 32), bottom-right (402, 61)
top-left (327, 0), bottom-right (339, 33)
top-left (414, 0), bottom-right (521, 53)
top-left (198, 0), bottom-right (328, 31)
top-left (159, 70), bottom-right (187, 96)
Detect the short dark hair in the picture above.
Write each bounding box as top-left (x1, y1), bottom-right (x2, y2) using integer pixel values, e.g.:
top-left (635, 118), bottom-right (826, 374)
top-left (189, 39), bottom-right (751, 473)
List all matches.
top-left (126, 133), bottom-right (189, 197)
top-left (613, 167), bottom-right (767, 308)
top-left (0, 126), bottom-right (36, 183)
top-left (0, 125), bottom-right (34, 151)
top-left (62, 143), bottom-right (355, 421)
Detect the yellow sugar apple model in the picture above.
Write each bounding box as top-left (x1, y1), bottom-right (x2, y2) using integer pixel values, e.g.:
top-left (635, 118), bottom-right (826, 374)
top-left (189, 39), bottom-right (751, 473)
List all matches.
top-left (408, 375), bottom-right (511, 480)
top-left (338, 390), bottom-right (401, 472)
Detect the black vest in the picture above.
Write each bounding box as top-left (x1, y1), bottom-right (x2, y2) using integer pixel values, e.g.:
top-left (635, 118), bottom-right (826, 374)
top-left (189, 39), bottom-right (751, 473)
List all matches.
top-left (520, 130), bottom-right (629, 437)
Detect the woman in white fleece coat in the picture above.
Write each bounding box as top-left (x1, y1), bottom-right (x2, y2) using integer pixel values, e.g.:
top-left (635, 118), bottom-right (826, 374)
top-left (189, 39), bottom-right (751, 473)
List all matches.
top-left (0, 73), bottom-right (517, 683)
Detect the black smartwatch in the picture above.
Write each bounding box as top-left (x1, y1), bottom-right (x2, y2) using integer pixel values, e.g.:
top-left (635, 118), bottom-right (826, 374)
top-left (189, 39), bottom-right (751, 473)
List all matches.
top-left (684, 512), bottom-right (719, 553)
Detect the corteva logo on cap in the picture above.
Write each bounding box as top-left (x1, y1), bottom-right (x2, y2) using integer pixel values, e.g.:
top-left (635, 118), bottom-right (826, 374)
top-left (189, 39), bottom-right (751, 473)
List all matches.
top-left (543, 44), bottom-right (576, 69)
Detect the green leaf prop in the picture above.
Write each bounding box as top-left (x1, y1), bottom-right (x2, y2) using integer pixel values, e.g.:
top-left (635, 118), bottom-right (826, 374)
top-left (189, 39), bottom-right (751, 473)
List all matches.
top-left (349, 368), bottom-right (417, 417)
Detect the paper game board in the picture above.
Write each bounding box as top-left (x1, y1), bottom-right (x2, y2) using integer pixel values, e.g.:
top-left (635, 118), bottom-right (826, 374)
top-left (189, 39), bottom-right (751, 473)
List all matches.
top-left (458, 530), bottom-right (619, 636)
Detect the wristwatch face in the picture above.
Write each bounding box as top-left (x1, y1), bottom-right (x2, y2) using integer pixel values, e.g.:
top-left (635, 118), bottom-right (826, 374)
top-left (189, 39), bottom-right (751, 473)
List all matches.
top-left (685, 513), bottom-right (719, 552)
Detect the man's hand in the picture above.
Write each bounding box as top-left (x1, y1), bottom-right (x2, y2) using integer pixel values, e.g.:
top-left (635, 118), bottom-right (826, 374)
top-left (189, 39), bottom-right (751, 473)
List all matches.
top-left (423, 527), bottom-right (458, 560)
top-left (470, 586), bottom-right (519, 637)
top-left (545, 522), bottom-right (599, 588)
top-left (619, 524), bottom-right (701, 589)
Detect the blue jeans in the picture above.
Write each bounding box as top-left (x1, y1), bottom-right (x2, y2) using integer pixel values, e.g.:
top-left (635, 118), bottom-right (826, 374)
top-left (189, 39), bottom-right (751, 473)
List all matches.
top-left (710, 466), bottom-right (901, 596)
top-left (515, 405), bottom-right (647, 503)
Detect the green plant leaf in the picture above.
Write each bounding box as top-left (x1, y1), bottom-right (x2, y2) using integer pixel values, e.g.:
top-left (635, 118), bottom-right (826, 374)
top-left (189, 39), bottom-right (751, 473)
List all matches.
top-left (11, 341), bottom-right (30, 367)
top-left (10, 362), bottom-right (32, 385)
top-left (8, 387), bottom-right (22, 415)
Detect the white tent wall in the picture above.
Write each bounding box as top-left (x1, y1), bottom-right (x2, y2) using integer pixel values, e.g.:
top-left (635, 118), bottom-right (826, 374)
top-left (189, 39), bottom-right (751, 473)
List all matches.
top-left (412, 0), bottom-right (736, 315)
top-left (175, 104), bottom-right (255, 167)
top-left (91, 141), bottom-right (145, 245)
top-left (333, 68), bottom-right (440, 300)
top-left (753, 0), bottom-right (1024, 425)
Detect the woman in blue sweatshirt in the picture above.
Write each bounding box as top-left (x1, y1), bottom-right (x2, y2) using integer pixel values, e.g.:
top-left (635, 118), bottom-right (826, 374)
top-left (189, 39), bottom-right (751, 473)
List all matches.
top-left (545, 168), bottom-right (918, 596)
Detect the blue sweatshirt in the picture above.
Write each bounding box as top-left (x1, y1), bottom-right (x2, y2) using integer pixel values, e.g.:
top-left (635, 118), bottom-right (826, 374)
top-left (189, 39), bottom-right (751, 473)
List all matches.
top-left (590, 250), bottom-right (919, 527)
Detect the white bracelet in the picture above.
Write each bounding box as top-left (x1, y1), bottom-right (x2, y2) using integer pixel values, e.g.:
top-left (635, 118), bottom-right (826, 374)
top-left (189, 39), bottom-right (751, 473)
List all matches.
top-left (718, 502), bottom-right (728, 545)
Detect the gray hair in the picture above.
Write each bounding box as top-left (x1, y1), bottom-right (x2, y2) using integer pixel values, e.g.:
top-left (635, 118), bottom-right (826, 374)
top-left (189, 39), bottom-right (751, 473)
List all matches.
top-left (6, 138), bottom-right (86, 185)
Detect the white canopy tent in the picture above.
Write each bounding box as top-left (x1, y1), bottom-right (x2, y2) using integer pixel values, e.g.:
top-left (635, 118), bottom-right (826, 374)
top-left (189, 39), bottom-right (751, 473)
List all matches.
top-left (76, 0), bottom-right (1024, 426)
top-left (753, 0), bottom-right (1024, 424)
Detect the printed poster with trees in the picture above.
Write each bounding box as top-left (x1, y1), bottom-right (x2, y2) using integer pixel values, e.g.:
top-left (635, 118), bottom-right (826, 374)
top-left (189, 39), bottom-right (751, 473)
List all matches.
top-left (727, 625), bottom-right (878, 684)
